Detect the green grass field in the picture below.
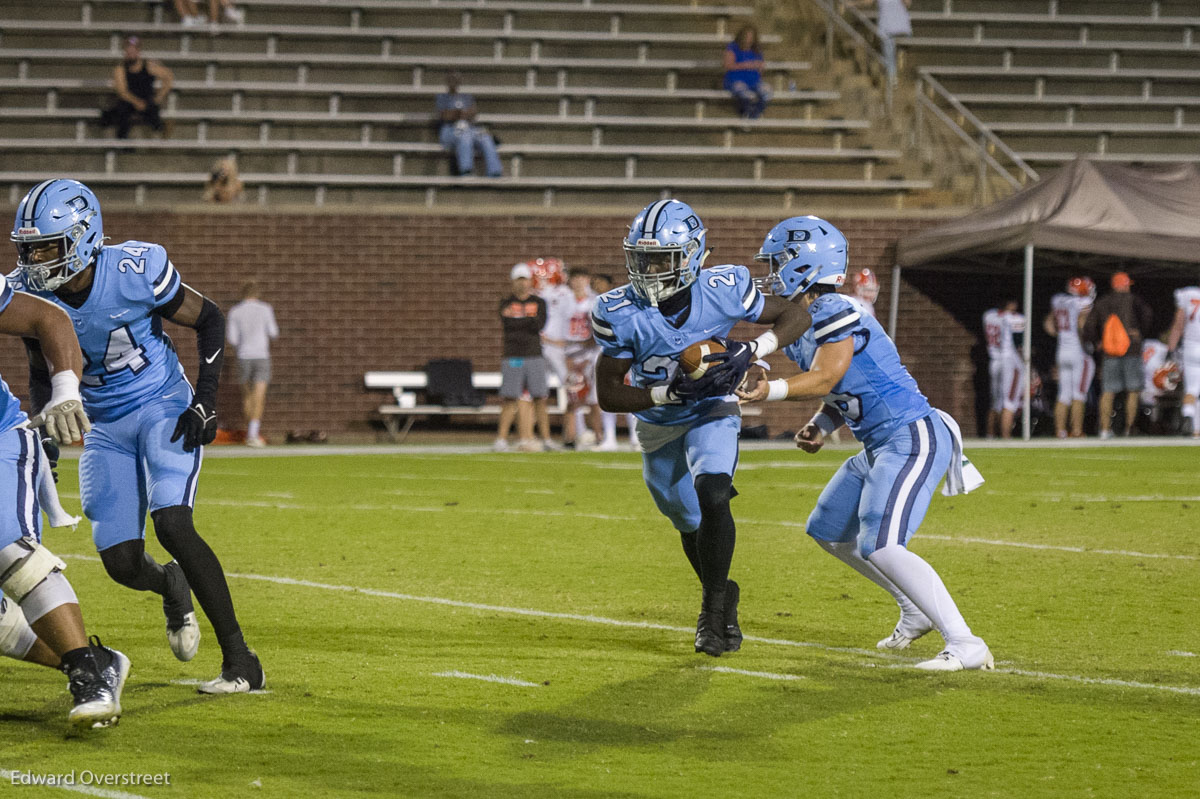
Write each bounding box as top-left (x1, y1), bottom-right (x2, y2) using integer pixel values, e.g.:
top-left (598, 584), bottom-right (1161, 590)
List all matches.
top-left (3, 445), bottom-right (1199, 798)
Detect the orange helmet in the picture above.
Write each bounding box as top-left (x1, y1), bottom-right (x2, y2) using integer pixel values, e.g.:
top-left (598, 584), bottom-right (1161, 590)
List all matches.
top-left (1153, 362), bottom-right (1181, 392)
top-left (530, 257), bottom-right (566, 291)
top-left (1067, 276), bottom-right (1096, 299)
top-left (853, 268), bottom-right (879, 302)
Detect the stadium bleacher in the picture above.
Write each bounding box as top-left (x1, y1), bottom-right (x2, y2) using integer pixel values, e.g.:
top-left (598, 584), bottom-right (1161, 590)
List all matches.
top-left (899, 0), bottom-right (1200, 168)
top-left (0, 0), bottom-right (931, 208)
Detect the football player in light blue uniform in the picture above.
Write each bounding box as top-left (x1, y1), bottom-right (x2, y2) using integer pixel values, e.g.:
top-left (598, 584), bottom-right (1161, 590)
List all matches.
top-left (0, 271), bottom-right (130, 729)
top-left (11, 178), bottom-right (263, 693)
top-left (738, 216), bottom-right (993, 671)
top-left (593, 199), bottom-right (809, 656)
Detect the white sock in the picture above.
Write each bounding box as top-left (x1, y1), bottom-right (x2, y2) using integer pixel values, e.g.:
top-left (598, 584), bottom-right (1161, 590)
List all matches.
top-left (627, 414), bottom-right (639, 445)
top-left (248, 419), bottom-right (261, 439)
top-left (574, 407), bottom-right (587, 438)
top-left (1184, 401), bottom-right (1199, 434)
top-left (816, 541), bottom-right (927, 627)
top-left (868, 546), bottom-right (981, 649)
top-left (601, 411), bottom-right (617, 443)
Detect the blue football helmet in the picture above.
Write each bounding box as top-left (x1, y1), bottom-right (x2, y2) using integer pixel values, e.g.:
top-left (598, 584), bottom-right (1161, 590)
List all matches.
top-left (623, 198), bottom-right (709, 305)
top-left (754, 216), bottom-right (847, 300)
top-left (11, 179), bottom-right (104, 292)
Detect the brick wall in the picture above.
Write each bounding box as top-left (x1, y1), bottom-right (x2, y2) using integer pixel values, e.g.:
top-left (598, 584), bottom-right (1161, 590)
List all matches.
top-left (0, 210), bottom-right (975, 438)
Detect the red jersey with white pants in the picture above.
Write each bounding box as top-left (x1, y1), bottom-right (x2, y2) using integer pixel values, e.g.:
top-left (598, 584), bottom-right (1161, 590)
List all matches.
top-left (564, 291), bottom-right (599, 405)
top-left (1175, 286), bottom-right (1200, 397)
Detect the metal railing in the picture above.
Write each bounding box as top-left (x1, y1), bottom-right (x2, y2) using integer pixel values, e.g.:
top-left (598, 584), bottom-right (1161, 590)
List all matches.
top-left (802, 0), bottom-right (1039, 203)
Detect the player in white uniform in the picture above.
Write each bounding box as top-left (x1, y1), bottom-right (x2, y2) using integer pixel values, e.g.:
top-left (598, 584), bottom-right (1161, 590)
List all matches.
top-left (983, 300), bottom-right (1026, 439)
top-left (1043, 277), bottom-right (1094, 438)
top-left (1166, 284), bottom-right (1200, 438)
top-left (563, 268), bottom-right (604, 449)
top-left (851, 268), bottom-right (879, 319)
top-left (532, 257), bottom-right (572, 446)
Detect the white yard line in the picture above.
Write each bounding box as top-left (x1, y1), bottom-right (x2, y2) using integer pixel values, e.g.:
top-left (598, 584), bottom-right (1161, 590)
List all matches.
top-left (57, 554), bottom-right (1200, 698)
top-left (432, 671), bottom-right (543, 688)
top-left (703, 666), bottom-right (806, 681)
top-left (916, 534), bottom-right (1199, 562)
top-left (0, 769), bottom-right (154, 799)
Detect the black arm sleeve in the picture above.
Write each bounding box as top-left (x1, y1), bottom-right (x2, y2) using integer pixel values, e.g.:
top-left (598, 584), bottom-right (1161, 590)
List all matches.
top-left (23, 337), bottom-right (53, 415)
top-left (190, 297), bottom-right (225, 409)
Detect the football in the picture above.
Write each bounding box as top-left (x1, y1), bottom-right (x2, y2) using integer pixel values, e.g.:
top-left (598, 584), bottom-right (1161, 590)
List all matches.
top-left (679, 339), bottom-right (726, 380)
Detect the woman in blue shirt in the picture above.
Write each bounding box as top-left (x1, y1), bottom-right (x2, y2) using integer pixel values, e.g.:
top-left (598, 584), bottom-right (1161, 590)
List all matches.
top-left (722, 26), bottom-right (770, 119)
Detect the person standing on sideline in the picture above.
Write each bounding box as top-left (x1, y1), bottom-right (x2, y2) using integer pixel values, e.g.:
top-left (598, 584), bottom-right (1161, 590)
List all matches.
top-left (226, 281), bottom-right (279, 447)
top-left (1166, 281), bottom-right (1200, 438)
top-left (496, 263), bottom-right (550, 452)
top-left (1083, 272), bottom-right (1154, 438)
top-left (983, 300), bottom-right (1025, 439)
top-left (1044, 277), bottom-right (1095, 438)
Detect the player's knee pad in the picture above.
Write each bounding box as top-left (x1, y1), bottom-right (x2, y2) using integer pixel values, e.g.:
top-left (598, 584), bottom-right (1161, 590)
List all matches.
top-left (0, 539), bottom-right (67, 603)
top-left (18, 570), bottom-right (78, 625)
top-left (693, 473), bottom-right (735, 514)
top-left (0, 594), bottom-right (38, 660)
top-left (151, 505), bottom-right (198, 553)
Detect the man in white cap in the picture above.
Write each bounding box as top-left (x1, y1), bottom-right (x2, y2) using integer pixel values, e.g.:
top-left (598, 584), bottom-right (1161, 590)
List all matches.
top-left (496, 263), bottom-right (550, 450)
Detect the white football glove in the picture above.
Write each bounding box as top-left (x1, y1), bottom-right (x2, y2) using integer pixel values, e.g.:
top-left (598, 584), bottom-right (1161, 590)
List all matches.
top-left (30, 372), bottom-right (92, 445)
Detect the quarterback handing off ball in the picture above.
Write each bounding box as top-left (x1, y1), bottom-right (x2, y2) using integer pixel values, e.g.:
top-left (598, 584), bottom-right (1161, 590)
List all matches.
top-left (679, 339), bottom-right (726, 380)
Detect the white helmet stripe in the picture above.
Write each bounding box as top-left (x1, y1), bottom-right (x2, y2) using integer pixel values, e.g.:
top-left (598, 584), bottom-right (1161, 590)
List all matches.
top-left (642, 199), bottom-right (672, 237)
top-left (21, 179), bottom-right (56, 228)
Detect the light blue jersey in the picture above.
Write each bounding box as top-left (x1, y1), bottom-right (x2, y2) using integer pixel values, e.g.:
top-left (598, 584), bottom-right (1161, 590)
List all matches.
top-left (591, 263), bottom-right (766, 425)
top-left (783, 292), bottom-right (931, 450)
top-left (0, 274), bottom-right (30, 433)
top-left (11, 240), bottom-right (184, 423)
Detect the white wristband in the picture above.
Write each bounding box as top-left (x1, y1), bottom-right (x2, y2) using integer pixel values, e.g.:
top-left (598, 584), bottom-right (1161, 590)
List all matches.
top-left (812, 411), bottom-right (839, 435)
top-left (48, 371), bottom-right (82, 407)
top-left (650, 385), bottom-right (672, 405)
top-left (751, 331), bottom-right (779, 358)
top-left (765, 379), bottom-right (789, 402)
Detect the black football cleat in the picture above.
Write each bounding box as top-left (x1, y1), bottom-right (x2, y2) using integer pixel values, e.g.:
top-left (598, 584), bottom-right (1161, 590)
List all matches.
top-left (694, 587), bottom-right (727, 657)
top-left (723, 579), bottom-right (743, 653)
top-left (65, 639), bottom-right (124, 730)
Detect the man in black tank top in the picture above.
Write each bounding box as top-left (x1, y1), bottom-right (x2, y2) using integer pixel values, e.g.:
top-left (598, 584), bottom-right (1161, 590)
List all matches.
top-left (101, 36), bottom-right (174, 139)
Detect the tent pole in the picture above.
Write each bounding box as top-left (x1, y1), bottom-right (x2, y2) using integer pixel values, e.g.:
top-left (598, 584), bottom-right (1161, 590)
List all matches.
top-left (1023, 244), bottom-right (1034, 441)
top-left (888, 264), bottom-right (901, 340)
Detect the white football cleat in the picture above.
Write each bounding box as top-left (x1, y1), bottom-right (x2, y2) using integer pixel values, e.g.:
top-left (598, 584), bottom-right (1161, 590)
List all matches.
top-left (198, 652), bottom-right (265, 694)
top-left (915, 643), bottom-right (994, 672)
top-left (167, 611), bottom-right (201, 662)
top-left (877, 621), bottom-right (934, 651)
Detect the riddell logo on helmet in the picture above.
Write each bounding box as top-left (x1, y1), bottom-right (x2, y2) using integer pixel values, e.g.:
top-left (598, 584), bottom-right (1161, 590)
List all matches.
top-left (16, 227), bottom-right (40, 235)
top-left (833, 275), bottom-right (845, 285)
top-left (635, 238), bottom-right (660, 246)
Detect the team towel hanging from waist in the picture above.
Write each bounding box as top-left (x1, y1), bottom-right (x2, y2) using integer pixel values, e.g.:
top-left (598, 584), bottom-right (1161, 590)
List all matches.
top-left (936, 409), bottom-right (984, 497)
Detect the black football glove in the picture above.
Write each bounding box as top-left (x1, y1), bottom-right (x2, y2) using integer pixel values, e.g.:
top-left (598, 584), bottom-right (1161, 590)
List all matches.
top-left (39, 431), bottom-right (60, 484)
top-left (670, 363), bottom-right (732, 402)
top-left (702, 337), bottom-right (755, 391)
top-left (171, 400), bottom-right (217, 452)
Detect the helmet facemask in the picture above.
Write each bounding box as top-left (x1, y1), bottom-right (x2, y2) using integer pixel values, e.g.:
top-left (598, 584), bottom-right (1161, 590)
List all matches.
top-left (753, 244), bottom-right (806, 299)
top-left (13, 216), bottom-right (94, 292)
top-left (624, 238), bottom-right (702, 306)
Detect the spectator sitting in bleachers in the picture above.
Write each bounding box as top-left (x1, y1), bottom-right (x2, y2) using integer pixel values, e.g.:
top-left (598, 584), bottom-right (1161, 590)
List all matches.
top-left (174, 0), bottom-right (244, 26)
top-left (99, 36), bottom-right (173, 140)
top-left (723, 25), bottom-right (770, 120)
top-left (435, 72), bottom-right (503, 178)
top-left (203, 157), bottom-right (244, 203)
top-left (173, 0), bottom-right (207, 26)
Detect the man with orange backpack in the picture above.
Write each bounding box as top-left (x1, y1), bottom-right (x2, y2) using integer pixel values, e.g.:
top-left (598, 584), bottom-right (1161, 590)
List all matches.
top-left (1082, 272), bottom-right (1155, 439)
